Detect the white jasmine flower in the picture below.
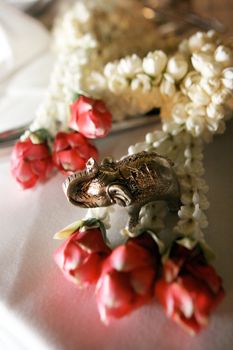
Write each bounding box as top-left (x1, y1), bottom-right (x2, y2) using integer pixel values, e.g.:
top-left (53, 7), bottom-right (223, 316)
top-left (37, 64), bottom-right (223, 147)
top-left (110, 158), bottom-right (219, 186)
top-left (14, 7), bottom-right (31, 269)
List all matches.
top-left (215, 45), bottom-right (233, 66)
top-left (179, 174), bottom-right (209, 193)
top-left (160, 73), bottom-right (176, 97)
top-left (104, 62), bottom-right (118, 77)
top-left (211, 88), bottom-right (231, 104)
top-left (178, 204), bottom-right (207, 228)
top-left (139, 202), bottom-right (167, 233)
top-left (181, 191), bottom-right (209, 210)
top-left (200, 77), bottom-right (220, 95)
top-left (181, 71), bottom-right (201, 93)
top-left (188, 30), bottom-right (219, 53)
top-left (117, 54), bottom-right (142, 78)
top-left (67, 32), bottom-right (97, 50)
top-left (108, 75), bottom-right (128, 94)
top-left (206, 103), bottom-right (224, 120)
top-left (69, 49), bottom-right (90, 66)
top-left (172, 103), bottom-right (188, 124)
top-left (177, 203), bottom-right (208, 234)
top-left (184, 144), bottom-right (203, 161)
top-left (185, 103), bottom-right (206, 119)
top-left (184, 156), bottom-right (204, 176)
top-left (191, 52), bottom-right (221, 78)
top-left (154, 137), bottom-right (177, 156)
top-left (142, 50), bottom-right (167, 76)
top-left (187, 84), bottom-right (210, 106)
top-left (128, 141), bottom-right (149, 155)
top-left (85, 71), bottom-right (107, 92)
top-left (188, 32), bottom-right (207, 52)
top-left (162, 121), bottom-right (183, 136)
top-left (222, 68), bottom-right (233, 90)
top-left (166, 54), bottom-right (188, 81)
top-left (146, 130), bottom-right (167, 144)
top-left (131, 74), bottom-right (152, 92)
top-left (206, 120), bottom-right (218, 133)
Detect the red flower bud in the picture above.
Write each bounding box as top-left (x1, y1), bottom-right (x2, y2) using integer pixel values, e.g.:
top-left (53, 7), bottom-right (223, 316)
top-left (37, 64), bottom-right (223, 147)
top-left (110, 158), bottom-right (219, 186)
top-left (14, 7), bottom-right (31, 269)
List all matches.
top-left (96, 234), bottom-right (159, 324)
top-left (54, 228), bottom-right (111, 287)
top-left (155, 243), bottom-right (224, 335)
top-left (52, 131), bottom-right (98, 175)
top-left (69, 96), bottom-right (112, 139)
top-left (11, 138), bottom-right (52, 189)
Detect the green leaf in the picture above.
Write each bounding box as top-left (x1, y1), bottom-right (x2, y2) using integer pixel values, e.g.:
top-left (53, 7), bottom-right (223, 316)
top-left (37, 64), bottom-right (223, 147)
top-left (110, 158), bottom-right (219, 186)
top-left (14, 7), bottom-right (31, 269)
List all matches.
top-left (84, 218), bottom-right (100, 227)
top-left (53, 220), bottom-right (84, 240)
top-left (29, 129), bottom-right (53, 145)
top-left (98, 220), bottom-right (111, 248)
top-left (72, 92), bottom-right (81, 102)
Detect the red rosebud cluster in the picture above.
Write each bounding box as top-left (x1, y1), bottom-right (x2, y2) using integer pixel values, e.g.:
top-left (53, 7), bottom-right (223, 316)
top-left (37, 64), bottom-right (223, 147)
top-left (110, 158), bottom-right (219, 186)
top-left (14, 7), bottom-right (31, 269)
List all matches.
top-left (54, 228), bottom-right (225, 332)
top-left (155, 243), bottom-right (224, 335)
top-left (69, 96), bottom-right (112, 139)
top-left (11, 96), bottom-right (112, 189)
top-left (96, 234), bottom-right (159, 324)
top-left (52, 131), bottom-right (98, 175)
top-left (54, 227), bottom-right (111, 287)
top-left (54, 231), bottom-right (159, 322)
top-left (11, 138), bottom-right (52, 189)
top-left (51, 95), bottom-right (111, 177)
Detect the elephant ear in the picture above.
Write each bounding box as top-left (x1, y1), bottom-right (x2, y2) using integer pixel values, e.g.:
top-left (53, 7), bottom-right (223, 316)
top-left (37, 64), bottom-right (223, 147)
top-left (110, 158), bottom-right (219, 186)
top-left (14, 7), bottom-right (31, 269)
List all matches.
top-left (108, 184), bottom-right (132, 207)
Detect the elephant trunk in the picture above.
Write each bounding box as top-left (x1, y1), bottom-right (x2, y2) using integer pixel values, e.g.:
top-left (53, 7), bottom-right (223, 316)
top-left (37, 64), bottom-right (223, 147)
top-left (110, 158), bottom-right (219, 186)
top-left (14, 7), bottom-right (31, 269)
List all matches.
top-left (63, 168), bottom-right (97, 206)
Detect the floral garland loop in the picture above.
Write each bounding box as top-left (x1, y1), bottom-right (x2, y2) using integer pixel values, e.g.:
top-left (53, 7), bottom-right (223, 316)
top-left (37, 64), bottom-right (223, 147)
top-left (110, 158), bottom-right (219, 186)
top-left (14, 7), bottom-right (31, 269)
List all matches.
top-left (52, 11), bottom-right (232, 336)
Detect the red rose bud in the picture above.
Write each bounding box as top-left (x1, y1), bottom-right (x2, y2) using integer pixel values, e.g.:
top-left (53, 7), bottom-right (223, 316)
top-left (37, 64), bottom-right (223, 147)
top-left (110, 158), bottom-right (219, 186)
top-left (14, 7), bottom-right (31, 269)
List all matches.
top-left (11, 138), bottom-right (52, 189)
top-left (52, 131), bottom-right (98, 175)
top-left (69, 96), bottom-right (112, 139)
top-left (96, 234), bottom-right (159, 324)
top-left (155, 243), bottom-right (225, 335)
top-left (54, 228), bottom-right (111, 287)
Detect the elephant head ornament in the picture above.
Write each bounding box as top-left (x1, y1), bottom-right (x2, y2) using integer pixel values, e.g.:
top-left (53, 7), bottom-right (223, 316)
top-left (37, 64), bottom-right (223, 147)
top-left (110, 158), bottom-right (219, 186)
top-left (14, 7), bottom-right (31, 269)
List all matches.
top-left (63, 151), bottom-right (180, 231)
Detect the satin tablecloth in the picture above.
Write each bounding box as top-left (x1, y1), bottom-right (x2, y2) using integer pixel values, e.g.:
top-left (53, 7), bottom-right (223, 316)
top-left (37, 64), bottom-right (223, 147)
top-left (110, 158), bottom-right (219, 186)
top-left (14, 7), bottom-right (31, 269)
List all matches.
top-left (0, 118), bottom-right (233, 350)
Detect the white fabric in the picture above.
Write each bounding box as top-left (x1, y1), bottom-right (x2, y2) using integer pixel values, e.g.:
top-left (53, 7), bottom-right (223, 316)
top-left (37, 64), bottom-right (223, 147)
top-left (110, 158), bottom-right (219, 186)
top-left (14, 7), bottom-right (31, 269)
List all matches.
top-left (2, 1), bottom-right (39, 11)
top-left (0, 121), bottom-right (233, 350)
top-left (0, 51), bottom-right (54, 132)
top-left (0, 1), bottom-right (52, 133)
top-left (0, 1), bottom-right (51, 81)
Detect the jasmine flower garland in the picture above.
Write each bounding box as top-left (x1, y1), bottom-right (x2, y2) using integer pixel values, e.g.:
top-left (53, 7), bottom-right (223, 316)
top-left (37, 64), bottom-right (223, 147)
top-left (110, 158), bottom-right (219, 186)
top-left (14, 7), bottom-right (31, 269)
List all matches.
top-left (51, 8), bottom-right (233, 333)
